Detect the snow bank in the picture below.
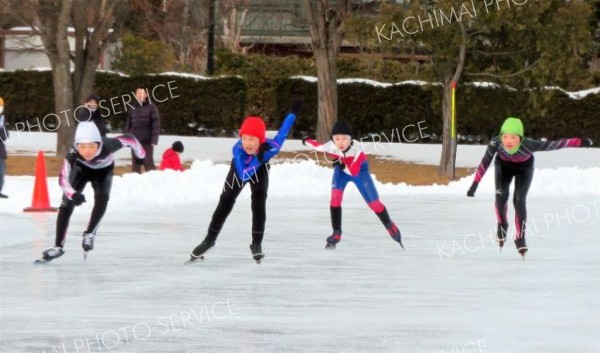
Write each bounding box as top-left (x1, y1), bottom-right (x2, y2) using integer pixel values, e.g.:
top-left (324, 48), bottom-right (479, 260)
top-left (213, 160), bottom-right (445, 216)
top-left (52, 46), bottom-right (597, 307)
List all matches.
top-left (7, 69), bottom-right (599, 99)
top-left (288, 76), bottom-right (600, 99)
top-left (7, 132), bottom-right (599, 169)
top-left (2, 131), bottom-right (597, 214)
top-left (1, 160), bottom-right (598, 214)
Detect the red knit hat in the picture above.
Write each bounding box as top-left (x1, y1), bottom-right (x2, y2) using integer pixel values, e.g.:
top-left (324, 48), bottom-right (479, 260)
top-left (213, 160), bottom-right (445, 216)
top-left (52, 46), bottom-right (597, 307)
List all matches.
top-left (239, 116), bottom-right (266, 143)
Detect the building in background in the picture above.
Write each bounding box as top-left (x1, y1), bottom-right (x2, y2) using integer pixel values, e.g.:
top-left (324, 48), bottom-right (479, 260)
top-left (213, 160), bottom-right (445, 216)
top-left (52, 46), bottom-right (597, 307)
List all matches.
top-left (0, 27), bottom-right (118, 71)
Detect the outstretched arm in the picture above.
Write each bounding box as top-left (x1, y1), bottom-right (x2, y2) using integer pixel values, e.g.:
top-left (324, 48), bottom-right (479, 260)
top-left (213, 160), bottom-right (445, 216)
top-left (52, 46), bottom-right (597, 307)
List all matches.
top-left (473, 142), bottom-right (498, 184)
top-left (304, 139), bottom-right (343, 159)
top-left (523, 137), bottom-right (590, 152)
top-left (58, 151), bottom-right (77, 199)
top-left (231, 112), bottom-right (298, 181)
top-left (257, 113), bottom-right (296, 163)
top-left (468, 140), bottom-right (498, 196)
top-left (104, 134), bottom-right (146, 159)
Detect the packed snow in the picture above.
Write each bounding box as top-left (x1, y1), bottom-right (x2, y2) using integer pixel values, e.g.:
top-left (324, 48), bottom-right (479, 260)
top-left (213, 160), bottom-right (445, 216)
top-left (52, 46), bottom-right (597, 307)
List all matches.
top-left (2, 131), bottom-right (599, 214)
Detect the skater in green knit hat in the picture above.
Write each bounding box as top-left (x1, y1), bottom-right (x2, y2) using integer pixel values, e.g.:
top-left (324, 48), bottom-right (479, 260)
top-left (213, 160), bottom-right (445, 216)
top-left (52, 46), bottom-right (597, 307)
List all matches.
top-left (467, 116), bottom-right (593, 258)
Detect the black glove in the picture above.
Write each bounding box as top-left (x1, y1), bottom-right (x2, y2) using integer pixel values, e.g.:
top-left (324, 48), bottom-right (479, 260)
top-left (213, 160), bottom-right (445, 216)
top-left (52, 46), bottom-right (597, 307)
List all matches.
top-left (467, 183), bottom-right (478, 197)
top-left (580, 138), bottom-right (593, 147)
top-left (334, 159), bottom-right (346, 171)
top-left (301, 135), bottom-right (313, 146)
top-left (134, 157), bottom-right (145, 165)
top-left (257, 142), bottom-right (271, 162)
top-left (71, 192), bottom-right (86, 206)
top-left (290, 98), bottom-right (303, 116)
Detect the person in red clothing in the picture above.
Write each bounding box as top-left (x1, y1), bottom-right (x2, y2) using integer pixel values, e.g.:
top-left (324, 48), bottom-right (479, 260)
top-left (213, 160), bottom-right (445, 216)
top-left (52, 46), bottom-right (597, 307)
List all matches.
top-left (160, 141), bottom-right (185, 171)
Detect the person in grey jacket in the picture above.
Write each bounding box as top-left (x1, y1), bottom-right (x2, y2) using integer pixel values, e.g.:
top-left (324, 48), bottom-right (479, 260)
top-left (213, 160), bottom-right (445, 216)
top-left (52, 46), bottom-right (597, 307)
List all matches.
top-left (124, 86), bottom-right (160, 173)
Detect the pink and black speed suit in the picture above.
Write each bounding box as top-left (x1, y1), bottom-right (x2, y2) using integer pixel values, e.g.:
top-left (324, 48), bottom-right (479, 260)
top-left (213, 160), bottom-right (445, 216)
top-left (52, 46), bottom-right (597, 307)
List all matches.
top-left (472, 136), bottom-right (585, 242)
top-left (56, 123), bottom-right (145, 247)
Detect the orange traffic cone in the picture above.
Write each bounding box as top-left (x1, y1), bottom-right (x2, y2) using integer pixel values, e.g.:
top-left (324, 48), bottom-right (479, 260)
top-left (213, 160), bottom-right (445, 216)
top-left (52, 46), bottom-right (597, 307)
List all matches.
top-left (23, 151), bottom-right (58, 212)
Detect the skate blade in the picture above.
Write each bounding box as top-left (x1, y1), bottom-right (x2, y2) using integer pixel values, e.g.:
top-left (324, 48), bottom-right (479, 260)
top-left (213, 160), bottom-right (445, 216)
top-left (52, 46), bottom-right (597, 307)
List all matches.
top-left (34, 259), bottom-right (52, 264)
top-left (325, 244), bottom-right (336, 250)
top-left (518, 249), bottom-right (528, 260)
top-left (184, 256), bottom-right (204, 265)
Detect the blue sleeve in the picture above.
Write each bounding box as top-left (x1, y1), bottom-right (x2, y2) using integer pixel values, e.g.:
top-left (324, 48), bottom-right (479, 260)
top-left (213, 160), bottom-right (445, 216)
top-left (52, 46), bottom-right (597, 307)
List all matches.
top-left (232, 140), bottom-right (263, 182)
top-left (260, 113), bottom-right (296, 162)
top-left (231, 113), bottom-right (296, 181)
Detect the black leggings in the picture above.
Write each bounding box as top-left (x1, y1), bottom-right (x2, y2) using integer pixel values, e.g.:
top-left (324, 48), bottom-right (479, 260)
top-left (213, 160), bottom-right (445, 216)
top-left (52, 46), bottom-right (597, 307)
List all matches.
top-left (205, 162), bottom-right (269, 245)
top-left (494, 157), bottom-right (534, 240)
top-left (55, 164), bottom-right (113, 247)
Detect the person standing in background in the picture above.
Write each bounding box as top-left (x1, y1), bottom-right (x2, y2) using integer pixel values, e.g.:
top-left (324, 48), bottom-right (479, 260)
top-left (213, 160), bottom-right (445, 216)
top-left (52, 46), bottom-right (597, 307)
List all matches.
top-left (76, 94), bottom-right (108, 137)
top-left (0, 97), bottom-right (9, 199)
top-left (125, 87), bottom-right (160, 173)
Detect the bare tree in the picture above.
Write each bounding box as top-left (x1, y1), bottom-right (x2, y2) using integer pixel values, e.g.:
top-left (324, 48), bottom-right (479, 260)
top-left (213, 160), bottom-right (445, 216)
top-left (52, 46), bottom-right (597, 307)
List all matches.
top-left (303, 0), bottom-right (351, 141)
top-left (437, 21), bottom-right (466, 180)
top-left (385, 0), bottom-right (593, 178)
top-left (128, 0), bottom-right (209, 72)
top-left (11, 0), bottom-right (129, 156)
top-left (220, 0), bottom-right (251, 54)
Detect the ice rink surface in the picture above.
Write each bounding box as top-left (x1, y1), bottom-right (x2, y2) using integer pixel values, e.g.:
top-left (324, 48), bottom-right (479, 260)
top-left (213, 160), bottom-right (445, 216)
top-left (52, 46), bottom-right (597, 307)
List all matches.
top-left (2, 195), bottom-right (598, 353)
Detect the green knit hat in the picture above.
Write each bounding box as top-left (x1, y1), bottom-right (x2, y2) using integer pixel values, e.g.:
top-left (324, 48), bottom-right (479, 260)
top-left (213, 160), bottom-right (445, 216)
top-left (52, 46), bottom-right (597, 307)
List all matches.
top-left (499, 117), bottom-right (523, 155)
top-left (500, 117), bottom-right (524, 138)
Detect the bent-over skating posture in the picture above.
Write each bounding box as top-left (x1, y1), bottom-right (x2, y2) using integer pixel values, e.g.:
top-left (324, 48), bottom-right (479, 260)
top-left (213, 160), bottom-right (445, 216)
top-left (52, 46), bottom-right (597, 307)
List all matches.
top-left (303, 121), bottom-right (404, 249)
top-left (467, 117), bottom-right (593, 258)
top-left (38, 122), bottom-right (145, 262)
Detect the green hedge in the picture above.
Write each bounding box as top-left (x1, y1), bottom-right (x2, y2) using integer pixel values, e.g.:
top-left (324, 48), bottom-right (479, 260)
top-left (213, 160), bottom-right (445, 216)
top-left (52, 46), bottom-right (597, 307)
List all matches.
top-left (1, 70), bottom-right (598, 142)
top-left (0, 71), bottom-right (246, 136)
top-left (273, 79), bottom-right (441, 140)
top-left (275, 78), bottom-right (600, 142)
top-left (0, 71), bottom-right (55, 121)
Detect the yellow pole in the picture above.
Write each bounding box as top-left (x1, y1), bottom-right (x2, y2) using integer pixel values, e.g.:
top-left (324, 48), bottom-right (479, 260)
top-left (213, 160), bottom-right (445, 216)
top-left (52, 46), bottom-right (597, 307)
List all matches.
top-left (451, 80), bottom-right (456, 139)
top-left (450, 80), bottom-right (457, 180)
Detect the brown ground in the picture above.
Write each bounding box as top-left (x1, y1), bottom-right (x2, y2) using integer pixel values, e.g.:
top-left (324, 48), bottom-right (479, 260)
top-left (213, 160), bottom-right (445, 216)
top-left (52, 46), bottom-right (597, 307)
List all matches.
top-left (7, 154), bottom-right (136, 177)
top-left (6, 151), bottom-right (473, 186)
top-left (275, 151), bottom-right (474, 185)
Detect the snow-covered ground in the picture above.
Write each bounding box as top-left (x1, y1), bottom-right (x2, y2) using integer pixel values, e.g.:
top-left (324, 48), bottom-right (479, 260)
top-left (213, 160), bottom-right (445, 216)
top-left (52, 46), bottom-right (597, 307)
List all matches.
top-left (1, 134), bottom-right (599, 353)
top-left (5, 130), bottom-right (600, 167)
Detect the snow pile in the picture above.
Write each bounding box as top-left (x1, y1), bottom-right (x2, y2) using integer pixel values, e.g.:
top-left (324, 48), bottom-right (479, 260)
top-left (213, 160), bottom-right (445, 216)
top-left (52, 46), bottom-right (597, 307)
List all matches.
top-left (288, 76), bottom-right (600, 99)
top-left (7, 132), bottom-right (599, 169)
top-left (1, 160), bottom-right (598, 214)
top-left (2, 132), bottom-right (597, 214)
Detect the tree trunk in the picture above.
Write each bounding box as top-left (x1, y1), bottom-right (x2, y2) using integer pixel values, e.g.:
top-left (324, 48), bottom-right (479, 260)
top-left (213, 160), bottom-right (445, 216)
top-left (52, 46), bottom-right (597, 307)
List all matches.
top-left (438, 76), bottom-right (456, 179)
top-left (16, 0), bottom-right (128, 156)
top-left (53, 0), bottom-right (76, 157)
top-left (314, 47), bottom-right (338, 141)
top-left (180, 0), bottom-right (191, 66)
top-left (438, 21), bottom-right (467, 179)
top-left (221, 0), bottom-right (249, 54)
top-left (53, 63), bottom-right (76, 158)
top-left (303, 0), bottom-right (349, 141)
